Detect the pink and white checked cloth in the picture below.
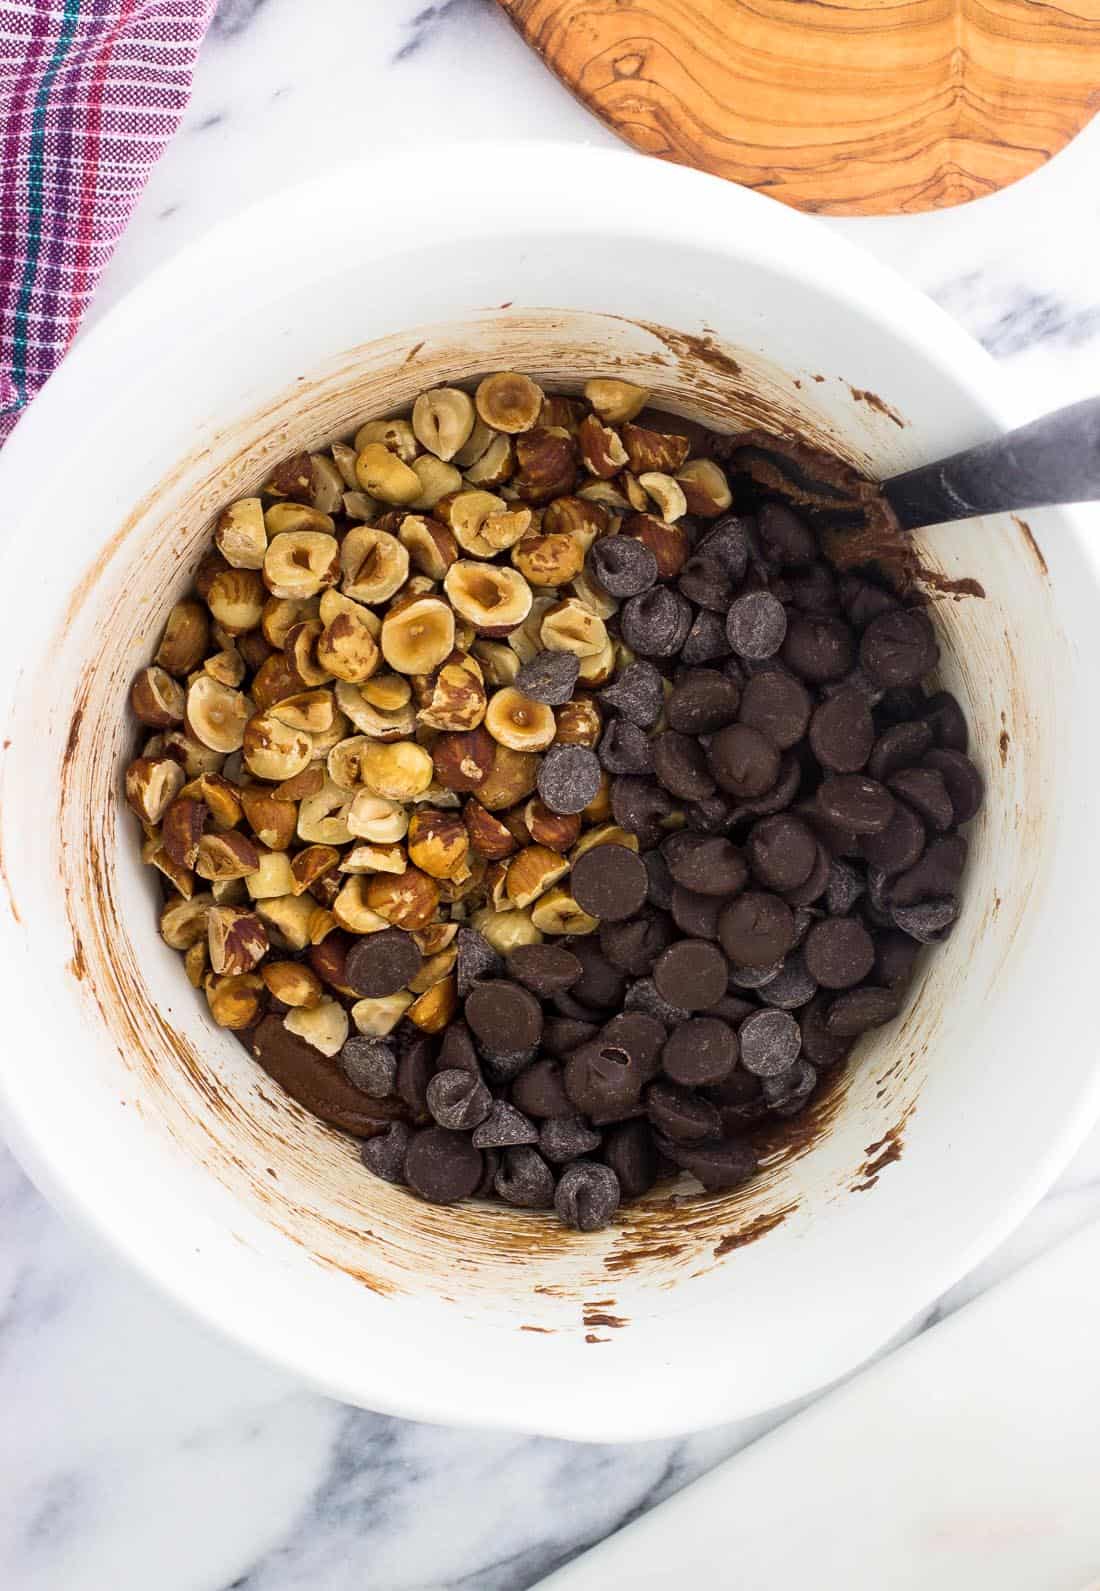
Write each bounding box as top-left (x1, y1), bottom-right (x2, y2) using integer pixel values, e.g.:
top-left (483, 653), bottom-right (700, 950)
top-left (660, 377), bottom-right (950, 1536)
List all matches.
top-left (0, 0), bottom-right (216, 445)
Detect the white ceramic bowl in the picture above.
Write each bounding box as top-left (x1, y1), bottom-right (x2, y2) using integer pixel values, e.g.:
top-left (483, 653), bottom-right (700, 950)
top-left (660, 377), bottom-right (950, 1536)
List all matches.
top-left (1, 145), bottom-right (1099, 1442)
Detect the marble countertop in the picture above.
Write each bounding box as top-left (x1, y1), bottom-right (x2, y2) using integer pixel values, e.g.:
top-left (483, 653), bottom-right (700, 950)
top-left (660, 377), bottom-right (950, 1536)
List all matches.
top-left (4, 2), bottom-right (1100, 1587)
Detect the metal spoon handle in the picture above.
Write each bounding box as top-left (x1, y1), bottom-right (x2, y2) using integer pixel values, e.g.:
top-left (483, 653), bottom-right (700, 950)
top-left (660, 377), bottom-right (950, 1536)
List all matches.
top-left (883, 396), bottom-right (1100, 532)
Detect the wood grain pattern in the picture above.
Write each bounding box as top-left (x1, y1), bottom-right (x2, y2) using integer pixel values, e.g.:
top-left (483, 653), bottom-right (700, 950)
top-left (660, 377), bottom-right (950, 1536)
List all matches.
top-left (497, 0), bottom-right (1100, 214)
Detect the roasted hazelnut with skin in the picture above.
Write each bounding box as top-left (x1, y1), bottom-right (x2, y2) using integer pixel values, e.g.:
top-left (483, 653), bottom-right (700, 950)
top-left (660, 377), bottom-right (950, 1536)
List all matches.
top-left (621, 422), bottom-right (691, 475)
top-left (284, 998), bottom-right (349, 1058)
top-left (475, 371), bottom-right (544, 434)
top-left (542, 494), bottom-right (609, 548)
top-left (204, 649), bottom-right (246, 688)
top-left (676, 457), bottom-right (732, 517)
top-left (339, 842), bottom-right (406, 875)
top-left (540, 597), bottom-right (607, 658)
top-left (381, 595), bottom-right (455, 675)
top-left (400, 514), bottom-right (459, 580)
top-left (160, 729), bottom-right (227, 779)
top-left (125, 755), bottom-right (185, 825)
top-left (215, 498), bottom-right (266, 569)
top-left (412, 387), bottom-right (476, 461)
top-left (242, 711), bottom-right (313, 781)
top-left (485, 687), bottom-right (556, 752)
top-left (289, 843), bottom-right (342, 895)
top-left (463, 432), bottom-right (515, 489)
top-left (207, 905), bottom-right (268, 976)
top-left (365, 866), bottom-right (440, 931)
top-left (639, 471), bottom-right (687, 524)
top-left (347, 791), bottom-right (409, 844)
top-left (285, 621), bottom-right (333, 689)
top-left (141, 833), bottom-right (194, 898)
top-left (341, 526), bottom-right (410, 604)
top-left (554, 695), bottom-right (602, 748)
top-left (583, 377), bottom-right (649, 424)
top-left (444, 562), bottom-right (532, 635)
top-left (407, 808), bottom-right (470, 880)
top-left (316, 608), bottom-right (380, 684)
top-left (359, 739), bottom-right (435, 801)
top-left (576, 413), bottom-right (628, 478)
top-left (577, 635), bottom-right (617, 686)
top-left (264, 502), bottom-right (335, 541)
top-left (354, 417), bottom-right (418, 463)
top-left (261, 960), bottom-right (324, 1009)
top-left (471, 639), bottom-right (519, 687)
top-left (524, 797), bottom-right (581, 853)
top-left (431, 723), bottom-right (495, 791)
top-left (162, 795), bottom-right (207, 869)
top-left (186, 676), bottom-right (251, 754)
top-left (156, 601), bottom-right (210, 677)
top-left (621, 511), bottom-right (690, 579)
top-left (266, 452), bottom-right (315, 502)
top-left (269, 688), bottom-right (335, 736)
top-left (475, 743), bottom-right (540, 811)
top-left (416, 653), bottom-right (486, 732)
top-left (530, 885), bottom-right (599, 936)
top-left (261, 594), bottom-right (318, 650)
top-left (250, 654), bottom-right (305, 712)
top-left (130, 666), bottom-right (185, 728)
top-left (238, 785), bottom-right (297, 850)
top-left (407, 974), bottom-right (458, 1034)
top-left (206, 973), bottom-right (265, 1029)
top-left (445, 490), bottom-right (507, 556)
top-left (513, 427), bottom-right (578, 504)
top-left (195, 830), bottom-right (260, 881)
top-left (159, 891), bottom-right (211, 950)
top-left (330, 876), bottom-right (390, 936)
top-left (506, 844), bottom-right (570, 909)
top-left (469, 906), bottom-right (543, 955)
top-left (202, 567), bottom-right (265, 633)
top-left (181, 771), bottom-right (241, 828)
top-left (351, 990), bottom-right (414, 1037)
top-left (354, 441), bottom-right (421, 505)
top-left (256, 892), bottom-right (316, 950)
top-left (463, 799), bottom-right (517, 860)
top-left (511, 530), bottom-right (585, 588)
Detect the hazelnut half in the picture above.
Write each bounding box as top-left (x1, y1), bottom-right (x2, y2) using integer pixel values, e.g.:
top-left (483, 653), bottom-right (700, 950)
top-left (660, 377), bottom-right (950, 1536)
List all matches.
top-left (444, 562), bottom-right (532, 635)
top-left (524, 798), bottom-right (581, 853)
top-left (354, 417), bottom-right (418, 463)
top-left (125, 756), bottom-right (186, 825)
top-left (262, 532), bottom-right (340, 601)
top-left (358, 739), bottom-right (434, 801)
top-left (284, 998), bottom-right (349, 1058)
top-left (215, 498), bottom-right (267, 569)
top-left (475, 371), bottom-right (544, 434)
top-left (554, 695), bottom-right (602, 748)
top-left (462, 432), bottom-right (515, 489)
top-left (431, 724), bottom-right (495, 791)
top-left (365, 866), bottom-right (440, 930)
top-left (261, 961), bottom-right (324, 1009)
top-left (160, 892), bottom-right (211, 950)
top-left (513, 428), bottom-right (578, 504)
top-left (156, 601), bottom-right (210, 677)
top-left (207, 905), bottom-right (268, 976)
top-left (469, 906), bottom-right (543, 955)
top-left (130, 666), bottom-right (185, 728)
top-left (583, 377), bottom-right (649, 424)
top-left (416, 653), bottom-right (487, 732)
top-left (407, 808), bottom-right (470, 880)
top-left (341, 526), bottom-right (410, 604)
top-left (316, 608), bottom-right (381, 684)
top-left (186, 676), bottom-right (251, 753)
top-left (381, 595), bottom-right (455, 675)
top-left (540, 596), bottom-right (607, 658)
top-left (511, 530), bottom-right (585, 588)
top-left (298, 777), bottom-right (354, 844)
top-left (676, 457), bottom-right (732, 517)
top-left (242, 711), bottom-right (313, 781)
top-left (347, 791), bottom-right (409, 844)
top-left (399, 514), bottom-right (459, 580)
top-left (334, 679), bottom-right (417, 741)
top-left (406, 975), bottom-right (458, 1034)
top-left (409, 455), bottom-right (463, 511)
top-left (351, 991), bottom-right (414, 1037)
top-left (195, 830), bottom-right (260, 881)
top-left (269, 688), bottom-right (335, 736)
top-left (475, 743), bottom-right (540, 812)
top-left (463, 799), bottom-right (518, 860)
top-left (621, 422), bottom-right (691, 475)
top-left (530, 885), bottom-right (599, 936)
top-left (354, 442), bottom-right (421, 505)
top-left (639, 471), bottom-right (687, 524)
top-left (412, 387), bottom-right (476, 462)
top-left (239, 785), bottom-right (297, 850)
top-left (577, 413), bottom-right (628, 478)
top-left (505, 844), bottom-right (570, 909)
top-left (621, 511), bottom-right (689, 579)
top-left (206, 973), bottom-right (265, 1029)
top-left (484, 687), bottom-right (556, 751)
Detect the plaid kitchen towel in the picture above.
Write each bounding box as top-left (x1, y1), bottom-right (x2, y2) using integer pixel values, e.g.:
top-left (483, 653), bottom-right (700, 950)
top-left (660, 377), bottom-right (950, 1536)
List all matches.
top-left (0, 0), bottom-right (216, 445)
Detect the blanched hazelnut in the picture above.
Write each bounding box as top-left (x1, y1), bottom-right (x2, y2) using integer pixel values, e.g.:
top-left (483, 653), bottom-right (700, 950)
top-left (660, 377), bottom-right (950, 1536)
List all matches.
top-left (453, 415), bottom-right (496, 468)
top-left (577, 413), bottom-right (628, 478)
top-left (341, 525), bottom-right (410, 603)
top-left (245, 849), bottom-right (296, 899)
top-left (131, 666), bottom-right (185, 728)
top-left (261, 960), bottom-right (323, 1008)
top-left (530, 885), bottom-right (599, 935)
top-left (309, 454), bottom-right (345, 515)
top-left (297, 777), bottom-right (354, 844)
top-left (208, 905), bottom-right (268, 975)
top-left (621, 422), bottom-right (690, 475)
top-left (409, 455), bottom-right (463, 510)
top-left (262, 532), bottom-right (340, 602)
top-left (239, 785), bottom-right (297, 850)
top-left (463, 432), bottom-right (515, 488)
top-left (156, 601), bottom-right (210, 677)
top-left (577, 478), bottom-right (631, 512)
top-left (159, 891), bottom-right (211, 950)
top-left (250, 654), bottom-right (305, 712)
top-left (186, 676), bottom-right (251, 753)
top-left (484, 687), bottom-right (556, 751)
top-left (351, 990), bottom-right (414, 1037)
top-left (262, 593), bottom-right (319, 649)
top-left (289, 843), bottom-right (342, 895)
top-left (242, 711), bottom-right (313, 781)
top-left (339, 842), bottom-right (407, 875)
top-left (444, 562), bottom-right (532, 634)
top-left (407, 975), bottom-right (458, 1033)
top-left (524, 798), bottom-right (581, 853)
top-left (400, 514), bottom-right (459, 580)
top-left (269, 688), bottom-right (335, 735)
top-left (511, 530), bottom-right (585, 587)
top-left (417, 653), bottom-right (486, 732)
top-left (347, 791), bottom-right (409, 843)
top-left (215, 498), bottom-right (267, 569)
top-left (206, 973), bottom-right (265, 1029)
top-left (359, 739), bottom-right (434, 801)
top-left (284, 997), bottom-right (348, 1058)
top-left (475, 372), bottom-right (544, 434)
top-left (577, 635), bottom-right (616, 686)
top-left (355, 442), bottom-right (421, 505)
top-left (621, 511), bottom-right (689, 579)
top-left (463, 799), bottom-right (517, 859)
top-left (125, 755), bottom-right (185, 825)
top-left (513, 428), bottom-right (578, 504)
top-left (540, 596), bottom-right (607, 658)
top-left (361, 673), bottom-right (411, 711)
top-left (316, 608), bottom-right (381, 684)
top-left (471, 639), bottom-right (519, 687)
top-left (264, 504), bottom-right (336, 542)
top-left (431, 724), bottom-right (495, 791)
top-left (162, 795), bottom-right (207, 869)
top-left (469, 906), bottom-right (542, 954)
top-left (334, 679), bottom-right (417, 741)
top-left (412, 387), bottom-right (476, 461)
top-left (161, 729), bottom-right (227, 778)
top-left (285, 621), bottom-right (333, 688)
top-left (569, 565), bottom-right (618, 621)
top-left (381, 595), bottom-right (455, 675)
top-left (677, 457), bottom-right (732, 517)
top-left (554, 694), bottom-right (602, 747)
top-left (195, 830), bottom-right (260, 881)
top-left (331, 875), bottom-right (390, 935)
top-left (407, 808), bottom-right (470, 880)
top-left (639, 471), bottom-right (687, 523)
top-left (354, 417), bottom-right (419, 464)
top-left (476, 743), bottom-right (540, 811)
top-left (584, 377), bottom-right (649, 424)
top-left (365, 866), bottom-right (440, 930)
top-left (506, 844), bottom-right (570, 908)
top-left (255, 892), bottom-right (316, 950)
top-left (623, 472), bottom-right (650, 512)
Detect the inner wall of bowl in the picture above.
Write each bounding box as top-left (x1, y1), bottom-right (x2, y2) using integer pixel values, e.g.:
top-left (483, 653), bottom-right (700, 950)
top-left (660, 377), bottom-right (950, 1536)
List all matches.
top-left (59, 310), bottom-right (1057, 1322)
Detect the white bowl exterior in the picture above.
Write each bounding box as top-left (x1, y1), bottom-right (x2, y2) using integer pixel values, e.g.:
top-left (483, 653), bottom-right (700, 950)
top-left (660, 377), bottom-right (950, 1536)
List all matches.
top-left (1, 146), bottom-right (1099, 1440)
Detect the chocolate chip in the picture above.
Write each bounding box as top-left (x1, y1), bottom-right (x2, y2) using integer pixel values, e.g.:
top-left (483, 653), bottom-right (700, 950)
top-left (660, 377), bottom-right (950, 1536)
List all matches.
top-left (921, 748), bottom-right (984, 824)
top-left (781, 614), bottom-right (854, 683)
top-left (860, 608), bottom-right (939, 687)
top-left (709, 724), bottom-right (781, 798)
top-left (537, 743), bottom-right (602, 815)
top-left (572, 841), bottom-right (649, 922)
top-left (839, 573), bottom-right (900, 629)
top-left (892, 896), bottom-right (959, 943)
top-left (826, 986), bottom-right (901, 1037)
top-left (653, 939), bottom-right (728, 1010)
top-left (817, 774), bottom-right (895, 834)
top-left (782, 841), bottom-right (830, 906)
top-left (396, 1034), bottom-right (434, 1115)
top-left (891, 833), bottom-right (967, 906)
top-left (747, 814), bottom-right (817, 891)
top-left (719, 891), bottom-right (797, 968)
top-left (515, 649), bottom-right (580, 706)
top-left (798, 798), bottom-right (862, 858)
top-left (344, 928), bottom-right (422, 998)
top-left (603, 1120), bottom-right (660, 1199)
top-left (867, 719), bottom-right (934, 782)
top-left (874, 931), bottom-right (922, 989)
top-left (667, 669), bottom-right (741, 734)
top-left (507, 942), bottom-right (583, 997)
top-left (804, 918), bottom-right (875, 989)
top-left (642, 847), bottom-right (674, 909)
top-left (758, 501), bottom-right (817, 565)
top-left (684, 792), bottom-right (737, 833)
top-left (671, 885), bottom-right (722, 939)
top-left (340, 1035), bottom-right (397, 1098)
top-left (437, 1020), bottom-right (480, 1075)
top-left (571, 938), bottom-right (628, 1009)
top-left (809, 688), bottom-right (874, 773)
top-left (600, 1012), bottom-right (666, 1078)
top-left (482, 1046), bottom-right (538, 1085)
top-left (877, 685), bottom-right (926, 724)
top-left (799, 993), bottom-right (854, 1068)
top-left (621, 586), bottom-right (693, 657)
top-left (653, 730), bottom-right (717, 801)
top-left (923, 690), bottom-right (969, 751)
top-left (405, 1127), bottom-right (483, 1204)
top-left (475, 1149), bottom-right (500, 1199)
top-left (543, 1017), bottom-right (600, 1057)
top-left (590, 534), bottom-right (659, 597)
top-left (600, 909), bottom-right (674, 975)
top-left (728, 957), bottom-right (785, 989)
top-left (465, 980), bottom-right (542, 1052)
top-left (739, 1008), bottom-right (801, 1076)
top-left (664, 833), bottom-right (748, 897)
top-left (726, 590), bottom-right (787, 660)
top-left (624, 976), bottom-right (688, 1027)
top-left (659, 1134), bottom-right (758, 1191)
top-left (426, 1068), bottom-right (492, 1131)
top-left (737, 669), bottom-right (813, 749)
top-left (825, 858), bottom-right (865, 916)
top-left (888, 766), bottom-right (953, 832)
top-left (678, 555), bottom-right (732, 611)
top-left (555, 1161), bottom-right (621, 1230)
top-left (697, 514), bottom-right (750, 581)
top-left (681, 609), bottom-right (733, 666)
top-left (729, 753), bottom-right (803, 824)
top-left (646, 1081), bottom-right (722, 1141)
top-left (495, 1145), bottom-right (555, 1208)
top-left (598, 718), bottom-right (653, 776)
top-left (565, 1038), bottom-right (645, 1122)
top-left (758, 953), bottom-right (818, 1009)
top-left (662, 1016), bottom-right (738, 1087)
top-left (455, 927), bottom-right (502, 999)
top-left (360, 1122), bottom-right (411, 1184)
top-left (764, 1059), bottom-right (818, 1115)
top-left (511, 1059), bottom-right (572, 1118)
top-left (598, 661), bottom-right (664, 727)
top-left (861, 801), bottom-right (925, 874)
top-left (540, 1115), bottom-right (603, 1164)
top-left (472, 1099), bottom-right (539, 1149)
top-left (611, 774), bottom-right (675, 845)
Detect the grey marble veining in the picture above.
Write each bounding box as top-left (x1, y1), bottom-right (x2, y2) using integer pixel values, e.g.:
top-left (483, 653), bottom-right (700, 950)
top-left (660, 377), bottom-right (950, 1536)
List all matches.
top-left (5, 1), bottom-right (1100, 1587)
